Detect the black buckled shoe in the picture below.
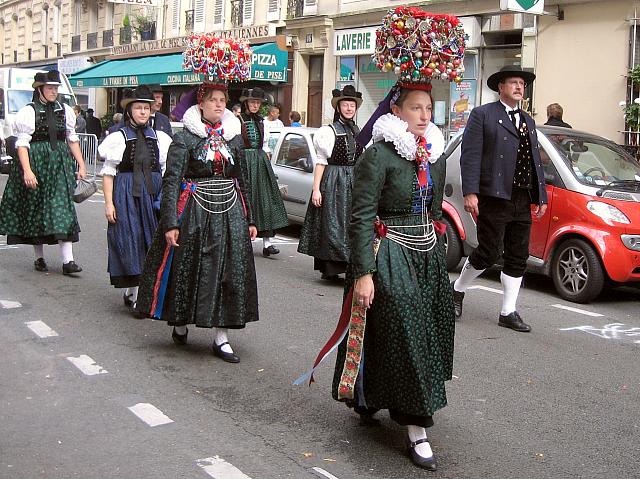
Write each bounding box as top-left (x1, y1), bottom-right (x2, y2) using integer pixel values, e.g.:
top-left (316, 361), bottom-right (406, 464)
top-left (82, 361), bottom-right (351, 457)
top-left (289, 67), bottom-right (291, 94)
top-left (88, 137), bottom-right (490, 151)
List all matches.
top-left (451, 281), bottom-right (464, 320)
top-left (131, 303), bottom-right (147, 320)
top-left (34, 258), bottom-right (48, 272)
top-left (407, 438), bottom-right (437, 471)
top-left (172, 327), bottom-right (188, 345)
top-left (123, 292), bottom-right (134, 307)
top-left (62, 261), bottom-right (82, 275)
top-left (262, 245), bottom-right (280, 257)
top-left (212, 341), bottom-right (240, 363)
top-left (498, 311), bottom-right (531, 332)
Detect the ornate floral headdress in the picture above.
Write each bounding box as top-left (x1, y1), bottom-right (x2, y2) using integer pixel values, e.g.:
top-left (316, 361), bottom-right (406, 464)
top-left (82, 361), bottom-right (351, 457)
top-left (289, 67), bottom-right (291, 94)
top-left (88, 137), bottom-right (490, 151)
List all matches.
top-left (374, 6), bottom-right (467, 89)
top-left (183, 34), bottom-right (253, 101)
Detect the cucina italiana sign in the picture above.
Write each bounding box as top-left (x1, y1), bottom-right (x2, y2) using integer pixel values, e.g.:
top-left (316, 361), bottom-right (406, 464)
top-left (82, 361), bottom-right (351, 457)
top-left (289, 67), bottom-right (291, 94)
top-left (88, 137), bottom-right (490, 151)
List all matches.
top-left (500, 0), bottom-right (545, 14)
top-left (333, 27), bottom-right (377, 56)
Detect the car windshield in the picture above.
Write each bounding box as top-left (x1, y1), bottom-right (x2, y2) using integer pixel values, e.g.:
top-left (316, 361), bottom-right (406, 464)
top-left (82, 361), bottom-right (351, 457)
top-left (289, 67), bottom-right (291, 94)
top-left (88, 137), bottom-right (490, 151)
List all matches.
top-left (8, 91), bottom-right (75, 114)
top-left (546, 133), bottom-right (640, 186)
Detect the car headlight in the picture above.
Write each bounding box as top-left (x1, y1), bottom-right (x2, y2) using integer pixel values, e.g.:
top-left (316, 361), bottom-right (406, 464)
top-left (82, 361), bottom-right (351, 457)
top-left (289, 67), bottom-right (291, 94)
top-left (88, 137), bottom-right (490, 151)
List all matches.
top-left (621, 235), bottom-right (640, 251)
top-left (586, 201), bottom-right (631, 225)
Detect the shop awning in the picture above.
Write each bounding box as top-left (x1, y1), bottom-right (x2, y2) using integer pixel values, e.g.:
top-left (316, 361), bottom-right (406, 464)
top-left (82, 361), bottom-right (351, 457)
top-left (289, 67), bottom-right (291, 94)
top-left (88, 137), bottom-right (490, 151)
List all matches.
top-left (70, 43), bottom-right (287, 88)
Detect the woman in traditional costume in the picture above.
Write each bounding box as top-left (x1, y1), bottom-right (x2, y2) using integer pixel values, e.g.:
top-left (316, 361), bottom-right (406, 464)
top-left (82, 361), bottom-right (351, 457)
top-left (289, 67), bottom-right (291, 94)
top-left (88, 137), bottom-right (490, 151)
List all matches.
top-left (98, 85), bottom-right (172, 311)
top-left (238, 87), bottom-right (288, 257)
top-left (136, 35), bottom-right (258, 363)
top-left (0, 70), bottom-right (86, 274)
top-left (297, 85), bottom-right (363, 280)
top-left (298, 7), bottom-right (465, 470)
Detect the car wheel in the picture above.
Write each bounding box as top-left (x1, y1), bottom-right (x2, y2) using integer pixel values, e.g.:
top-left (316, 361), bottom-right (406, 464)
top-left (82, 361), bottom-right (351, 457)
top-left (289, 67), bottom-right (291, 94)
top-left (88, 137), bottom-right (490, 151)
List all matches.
top-left (551, 238), bottom-right (605, 303)
top-left (442, 217), bottom-right (463, 271)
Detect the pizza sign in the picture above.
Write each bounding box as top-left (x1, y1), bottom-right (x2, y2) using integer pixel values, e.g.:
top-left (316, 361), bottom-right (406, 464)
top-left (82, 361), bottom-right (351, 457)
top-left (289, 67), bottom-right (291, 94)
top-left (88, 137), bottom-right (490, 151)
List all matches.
top-left (500, 0), bottom-right (544, 14)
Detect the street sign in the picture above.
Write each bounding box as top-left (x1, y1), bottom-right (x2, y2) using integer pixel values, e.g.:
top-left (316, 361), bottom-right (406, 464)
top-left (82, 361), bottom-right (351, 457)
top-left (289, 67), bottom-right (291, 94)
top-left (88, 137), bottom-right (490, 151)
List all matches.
top-left (500, 0), bottom-right (545, 14)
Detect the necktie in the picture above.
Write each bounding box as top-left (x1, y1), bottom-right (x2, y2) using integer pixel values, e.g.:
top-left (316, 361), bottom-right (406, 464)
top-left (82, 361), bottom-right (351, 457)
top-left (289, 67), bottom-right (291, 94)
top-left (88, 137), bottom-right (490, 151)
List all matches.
top-left (508, 109), bottom-right (520, 128)
top-left (132, 127), bottom-right (155, 198)
top-left (45, 102), bottom-right (58, 151)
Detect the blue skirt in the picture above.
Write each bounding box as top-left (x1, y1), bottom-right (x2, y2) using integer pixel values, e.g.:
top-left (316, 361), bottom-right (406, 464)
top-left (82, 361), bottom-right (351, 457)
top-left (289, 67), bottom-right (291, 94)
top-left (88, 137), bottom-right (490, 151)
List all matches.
top-left (107, 172), bottom-right (162, 287)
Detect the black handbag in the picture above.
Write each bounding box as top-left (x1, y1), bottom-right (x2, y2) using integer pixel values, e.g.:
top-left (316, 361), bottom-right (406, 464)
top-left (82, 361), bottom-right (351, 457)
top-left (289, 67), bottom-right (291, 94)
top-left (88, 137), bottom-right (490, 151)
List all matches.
top-left (73, 178), bottom-right (98, 203)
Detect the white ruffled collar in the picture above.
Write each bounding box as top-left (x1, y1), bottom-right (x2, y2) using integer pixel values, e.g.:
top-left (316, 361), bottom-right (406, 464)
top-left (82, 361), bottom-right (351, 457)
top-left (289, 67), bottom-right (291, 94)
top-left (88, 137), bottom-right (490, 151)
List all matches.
top-left (371, 113), bottom-right (440, 163)
top-left (182, 105), bottom-right (241, 141)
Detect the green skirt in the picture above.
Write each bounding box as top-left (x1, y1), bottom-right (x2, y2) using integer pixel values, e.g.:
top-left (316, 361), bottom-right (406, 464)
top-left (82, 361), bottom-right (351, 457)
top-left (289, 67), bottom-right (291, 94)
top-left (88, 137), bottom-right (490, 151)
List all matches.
top-left (0, 141), bottom-right (80, 244)
top-left (332, 215), bottom-right (455, 418)
top-left (240, 148), bottom-right (288, 236)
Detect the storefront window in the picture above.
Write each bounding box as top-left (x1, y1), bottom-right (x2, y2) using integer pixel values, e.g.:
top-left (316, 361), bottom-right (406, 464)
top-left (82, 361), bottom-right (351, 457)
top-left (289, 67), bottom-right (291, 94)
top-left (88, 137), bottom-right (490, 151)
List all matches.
top-left (339, 57), bottom-right (356, 82)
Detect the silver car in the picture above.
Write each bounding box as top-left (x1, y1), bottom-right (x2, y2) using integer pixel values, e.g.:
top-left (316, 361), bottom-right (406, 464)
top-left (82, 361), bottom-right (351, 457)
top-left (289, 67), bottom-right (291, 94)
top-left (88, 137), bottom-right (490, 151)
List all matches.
top-left (269, 126), bottom-right (318, 224)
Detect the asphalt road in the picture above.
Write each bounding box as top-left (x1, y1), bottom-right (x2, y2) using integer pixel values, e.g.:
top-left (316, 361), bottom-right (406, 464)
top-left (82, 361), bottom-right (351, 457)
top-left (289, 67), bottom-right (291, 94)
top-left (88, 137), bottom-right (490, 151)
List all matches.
top-left (1, 178), bottom-right (639, 479)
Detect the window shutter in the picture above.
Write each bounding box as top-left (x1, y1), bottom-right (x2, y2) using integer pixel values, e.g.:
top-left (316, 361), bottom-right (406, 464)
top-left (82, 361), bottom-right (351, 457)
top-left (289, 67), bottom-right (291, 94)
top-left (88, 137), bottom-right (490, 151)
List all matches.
top-left (194, 0), bottom-right (206, 32)
top-left (302, 0), bottom-right (317, 16)
top-left (212, 0), bottom-right (224, 29)
top-left (242, 0), bottom-right (254, 26)
top-left (171, 0), bottom-right (181, 35)
top-left (266, 0), bottom-right (279, 21)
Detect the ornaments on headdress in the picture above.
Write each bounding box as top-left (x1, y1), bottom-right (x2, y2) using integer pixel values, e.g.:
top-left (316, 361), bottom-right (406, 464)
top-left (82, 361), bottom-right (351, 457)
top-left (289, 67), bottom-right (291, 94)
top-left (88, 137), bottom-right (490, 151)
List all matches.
top-left (183, 34), bottom-right (253, 84)
top-left (374, 6), bottom-right (467, 87)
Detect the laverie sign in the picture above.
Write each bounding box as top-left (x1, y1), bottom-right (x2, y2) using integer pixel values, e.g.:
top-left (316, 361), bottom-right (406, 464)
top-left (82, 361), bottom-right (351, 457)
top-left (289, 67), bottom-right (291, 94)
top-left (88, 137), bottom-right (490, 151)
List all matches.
top-left (334, 27), bottom-right (377, 56)
top-left (500, 0), bottom-right (545, 14)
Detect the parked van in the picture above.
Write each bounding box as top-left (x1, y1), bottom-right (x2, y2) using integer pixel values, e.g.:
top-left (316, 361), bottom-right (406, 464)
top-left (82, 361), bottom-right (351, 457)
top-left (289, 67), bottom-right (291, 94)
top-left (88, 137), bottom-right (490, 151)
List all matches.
top-left (0, 68), bottom-right (76, 172)
top-left (441, 125), bottom-right (640, 303)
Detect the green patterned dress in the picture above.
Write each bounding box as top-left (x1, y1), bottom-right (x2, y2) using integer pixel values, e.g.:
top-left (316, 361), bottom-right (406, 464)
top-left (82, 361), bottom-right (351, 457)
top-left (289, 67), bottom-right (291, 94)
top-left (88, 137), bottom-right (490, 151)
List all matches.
top-left (239, 114), bottom-right (288, 237)
top-left (0, 101), bottom-right (80, 244)
top-left (332, 139), bottom-right (455, 426)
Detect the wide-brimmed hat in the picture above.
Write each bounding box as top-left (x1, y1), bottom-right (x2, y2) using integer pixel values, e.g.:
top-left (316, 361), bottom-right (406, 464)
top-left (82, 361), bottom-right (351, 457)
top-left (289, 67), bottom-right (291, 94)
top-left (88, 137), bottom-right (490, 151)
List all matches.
top-left (32, 70), bottom-right (62, 88)
top-left (147, 84), bottom-right (163, 93)
top-left (120, 85), bottom-right (155, 109)
top-left (331, 85), bottom-right (363, 109)
top-left (239, 87), bottom-right (267, 103)
top-left (487, 65), bottom-right (536, 92)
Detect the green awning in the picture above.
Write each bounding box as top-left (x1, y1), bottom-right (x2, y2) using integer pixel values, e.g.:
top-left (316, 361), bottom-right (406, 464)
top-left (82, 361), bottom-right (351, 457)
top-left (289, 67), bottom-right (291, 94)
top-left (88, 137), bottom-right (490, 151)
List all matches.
top-left (70, 43), bottom-right (287, 88)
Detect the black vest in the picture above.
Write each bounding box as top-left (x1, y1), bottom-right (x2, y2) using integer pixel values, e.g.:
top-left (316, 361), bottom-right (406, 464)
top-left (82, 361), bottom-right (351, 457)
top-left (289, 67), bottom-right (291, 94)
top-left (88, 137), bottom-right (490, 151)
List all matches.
top-left (513, 120), bottom-right (533, 189)
top-left (116, 126), bottom-right (161, 173)
top-left (328, 120), bottom-right (362, 166)
top-left (30, 102), bottom-right (66, 142)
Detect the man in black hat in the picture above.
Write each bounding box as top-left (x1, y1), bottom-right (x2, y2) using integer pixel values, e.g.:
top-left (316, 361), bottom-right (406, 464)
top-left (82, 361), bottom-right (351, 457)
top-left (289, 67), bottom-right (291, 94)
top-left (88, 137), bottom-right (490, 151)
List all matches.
top-left (451, 65), bottom-right (548, 332)
top-left (297, 84), bottom-right (363, 280)
top-left (85, 108), bottom-right (102, 138)
top-left (147, 84), bottom-right (173, 137)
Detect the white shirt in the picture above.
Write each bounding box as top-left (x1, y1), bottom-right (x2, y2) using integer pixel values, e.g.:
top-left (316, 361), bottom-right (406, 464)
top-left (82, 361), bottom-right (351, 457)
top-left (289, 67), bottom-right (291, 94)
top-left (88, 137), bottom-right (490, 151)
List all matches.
top-left (14, 102), bottom-right (79, 148)
top-left (500, 100), bottom-right (521, 128)
top-left (98, 128), bottom-right (172, 176)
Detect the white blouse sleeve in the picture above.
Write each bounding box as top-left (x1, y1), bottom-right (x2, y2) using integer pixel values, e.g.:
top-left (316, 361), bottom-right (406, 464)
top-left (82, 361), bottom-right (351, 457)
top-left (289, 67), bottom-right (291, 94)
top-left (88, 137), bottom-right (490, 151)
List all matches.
top-left (64, 104), bottom-right (79, 143)
top-left (312, 125), bottom-right (335, 166)
top-left (156, 131), bottom-right (172, 175)
top-left (426, 122), bottom-right (445, 162)
top-left (13, 105), bottom-right (36, 148)
top-left (98, 131), bottom-right (126, 176)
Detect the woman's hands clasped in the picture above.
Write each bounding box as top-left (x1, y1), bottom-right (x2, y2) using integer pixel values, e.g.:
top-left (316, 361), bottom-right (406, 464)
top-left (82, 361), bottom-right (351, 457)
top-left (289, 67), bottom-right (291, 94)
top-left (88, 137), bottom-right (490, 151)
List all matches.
top-left (354, 274), bottom-right (375, 309)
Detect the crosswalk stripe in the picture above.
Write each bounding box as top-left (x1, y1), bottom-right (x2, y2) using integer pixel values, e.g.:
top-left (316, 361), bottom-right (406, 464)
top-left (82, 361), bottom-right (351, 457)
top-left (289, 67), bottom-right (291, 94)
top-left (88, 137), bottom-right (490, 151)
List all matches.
top-left (66, 355), bottom-right (108, 376)
top-left (128, 403), bottom-right (173, 427)
top-left (196, 456), bottom-right (252, 479)
top-left (311, 467), bottom-right (341, 479)
top-left (25, 321), bottom-right (58, 338)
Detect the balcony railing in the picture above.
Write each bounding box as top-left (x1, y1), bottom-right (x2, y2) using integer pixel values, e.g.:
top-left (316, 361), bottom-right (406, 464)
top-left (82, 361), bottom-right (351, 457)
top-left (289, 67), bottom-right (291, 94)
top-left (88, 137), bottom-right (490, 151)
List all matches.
top-left (138, 22), bottom-right (156, 41)
top-left (120, 26), bottom-right (131, 45)
top-left (185, 9), bottom-right (194, 32)
top-left (87, 32), bottom-right (98, 49)
top-left (287, 0), bottom-right (304, 19)
top-left (231, 0), bottom-right (242, 28)
top-left (103, 29), bottom-right (114, 47)
top-left (71, 35), bottom-right (81, 52)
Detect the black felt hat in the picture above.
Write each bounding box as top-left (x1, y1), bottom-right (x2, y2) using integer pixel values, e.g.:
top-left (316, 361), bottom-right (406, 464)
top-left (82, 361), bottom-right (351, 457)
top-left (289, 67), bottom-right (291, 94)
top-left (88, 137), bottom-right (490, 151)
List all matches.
top-left (487, 65), bottom-right (536, 92)
top-left (147, 84), bottom-right (163, 93)
top-left (120, 85), bottom-right (155, 109)
top-left (331, 84), bottom-right (363, 109)
top-left (239, 87), bottom-right (268, 103)
top-left (32, 70), bottom-right (62, 88)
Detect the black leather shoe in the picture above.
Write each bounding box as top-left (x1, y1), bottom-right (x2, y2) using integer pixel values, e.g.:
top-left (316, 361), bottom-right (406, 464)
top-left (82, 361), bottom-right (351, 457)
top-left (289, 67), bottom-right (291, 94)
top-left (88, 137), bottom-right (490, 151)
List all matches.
top-left (498, 311), bottom-right (531, 332)
top-left (123, 293), bottom-right (134, 307)
top-left (212, 341), bottom-right (240, 363)
top-left (34, 258), bottom-right (48, 272)
top-left (131, 303), bottom-right (147, 320)
top-left (354, 405), bottom-right (380, 426)
top-left (451, 281), bottom-right (464, 320)
top-left (407, 438), bottom-right (437, 471)
top-left (62, 261), bottom-right (82, 275)
top-left (172, 327), bottom-right (188, 345)
top-left (262, 245), bottom-right (280, 257)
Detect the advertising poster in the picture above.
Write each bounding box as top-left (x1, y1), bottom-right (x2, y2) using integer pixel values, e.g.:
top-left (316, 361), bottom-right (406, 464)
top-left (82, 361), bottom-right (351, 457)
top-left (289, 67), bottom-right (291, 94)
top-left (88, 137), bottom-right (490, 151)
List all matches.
top-left (449, 79), bottom-right (477, 135)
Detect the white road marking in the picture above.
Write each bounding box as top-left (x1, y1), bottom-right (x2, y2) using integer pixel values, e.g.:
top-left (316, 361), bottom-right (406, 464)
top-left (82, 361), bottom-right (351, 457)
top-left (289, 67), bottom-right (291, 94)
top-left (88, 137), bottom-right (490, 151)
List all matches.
top-left (0, 245), bottom-right (19, 250)
top-left (196, 456), bottom-right (252, 478)
top-left (311, 467), bottom-right (341, 479)
top-left (25, 321), bottom-right (58, 338)
top-left (560, 323), bottom-right (640, 343)
top-left (66, 355), bottom-right (108, 375)
top-left (0, 300), bottom-right (22, 309)
top-left (128, 403), bottom-right (173, 427)
top-left (468, 285), bottom-right (503, 295)
top-left (552, 304), bottom-right (603, 317)
top-left (87, 199), bottom-right (105, 203)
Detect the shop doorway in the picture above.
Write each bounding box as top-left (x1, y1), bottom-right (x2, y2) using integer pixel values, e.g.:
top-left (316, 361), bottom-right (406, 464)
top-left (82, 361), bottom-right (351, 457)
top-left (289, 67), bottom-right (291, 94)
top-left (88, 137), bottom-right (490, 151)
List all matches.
top-left (307, 55), bottom-right (323, 127)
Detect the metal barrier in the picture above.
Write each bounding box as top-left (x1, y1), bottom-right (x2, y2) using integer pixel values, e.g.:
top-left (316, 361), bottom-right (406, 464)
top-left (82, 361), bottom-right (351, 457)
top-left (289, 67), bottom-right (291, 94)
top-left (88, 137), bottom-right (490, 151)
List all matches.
top-left (77, 133), bottom-right (98, 178)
